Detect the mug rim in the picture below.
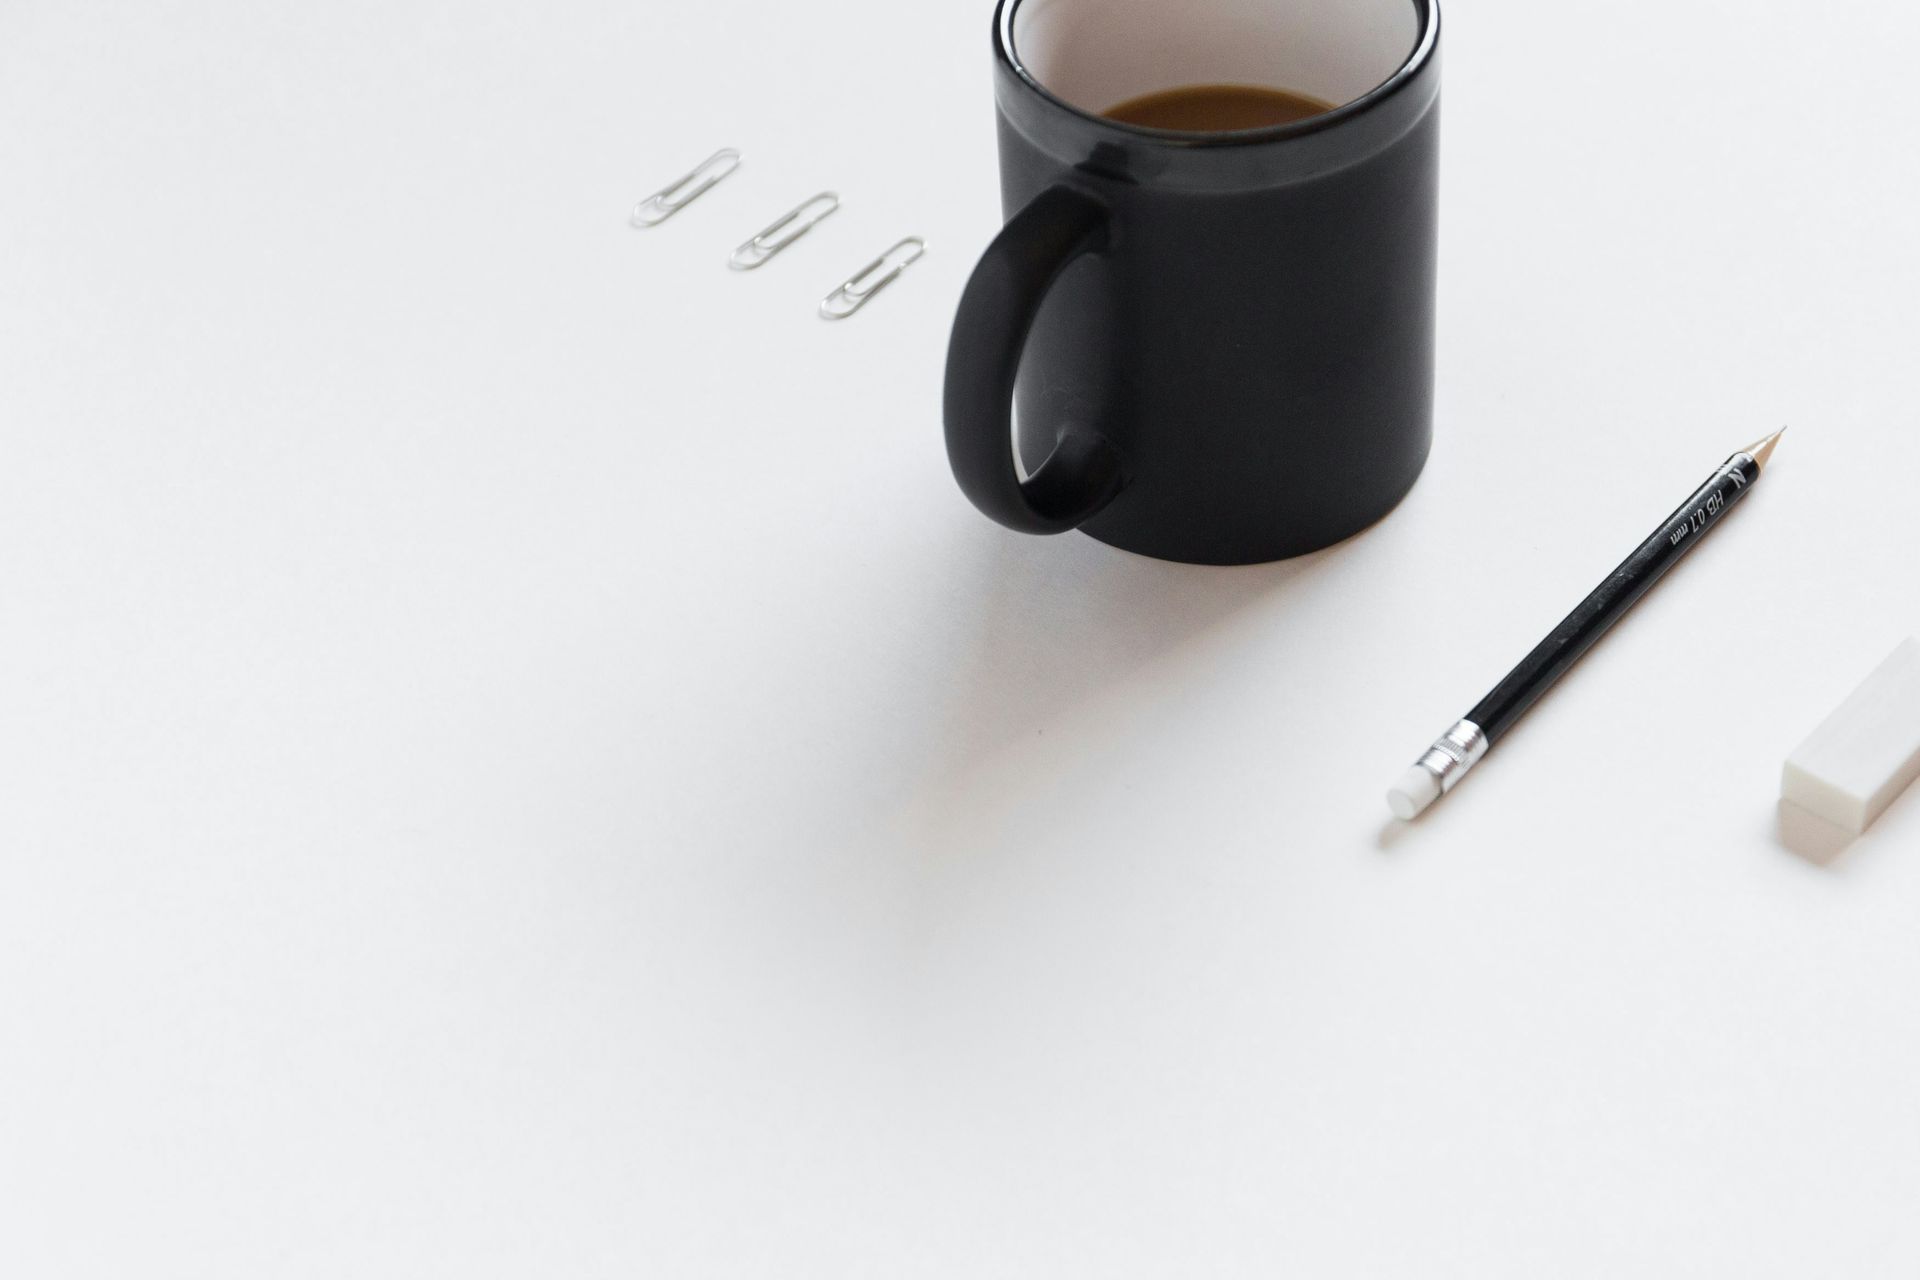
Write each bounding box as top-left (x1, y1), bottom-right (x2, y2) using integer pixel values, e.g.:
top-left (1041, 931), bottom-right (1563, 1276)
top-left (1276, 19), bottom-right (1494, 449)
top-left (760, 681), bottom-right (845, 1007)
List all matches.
top-left (994, 0), bottom-right (1439, 149)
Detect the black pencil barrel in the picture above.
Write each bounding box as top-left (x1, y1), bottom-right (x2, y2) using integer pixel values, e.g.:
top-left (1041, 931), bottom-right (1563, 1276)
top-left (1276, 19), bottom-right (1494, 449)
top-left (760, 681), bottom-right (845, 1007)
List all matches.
top-left (1467, 452), bottom-right (1762, 744)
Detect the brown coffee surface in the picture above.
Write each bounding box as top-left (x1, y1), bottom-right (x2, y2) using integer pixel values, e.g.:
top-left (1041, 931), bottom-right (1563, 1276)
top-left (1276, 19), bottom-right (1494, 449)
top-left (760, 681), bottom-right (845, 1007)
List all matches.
top-left (1102, 83), bottom-right (1335, 132)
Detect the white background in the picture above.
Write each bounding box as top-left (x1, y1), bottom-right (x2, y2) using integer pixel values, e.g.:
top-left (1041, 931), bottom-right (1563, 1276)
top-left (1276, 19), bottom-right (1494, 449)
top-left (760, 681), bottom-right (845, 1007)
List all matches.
top-left (4, 0), bottom-right (1918, 1275)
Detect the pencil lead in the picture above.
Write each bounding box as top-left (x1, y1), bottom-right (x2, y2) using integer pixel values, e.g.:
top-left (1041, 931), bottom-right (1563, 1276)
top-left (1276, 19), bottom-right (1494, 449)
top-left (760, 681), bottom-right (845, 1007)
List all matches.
top-left (1741, 427), bottom-right (1786, 472)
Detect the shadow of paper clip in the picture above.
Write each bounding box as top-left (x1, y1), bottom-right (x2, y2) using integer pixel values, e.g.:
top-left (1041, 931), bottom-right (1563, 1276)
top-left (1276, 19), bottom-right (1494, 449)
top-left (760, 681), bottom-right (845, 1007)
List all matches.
top-left (819, 237), bottom-right (927, 320)
top-left (631, 148), bottom-right (741, 227)
top-left (730, 193), bottom-right (841, 270)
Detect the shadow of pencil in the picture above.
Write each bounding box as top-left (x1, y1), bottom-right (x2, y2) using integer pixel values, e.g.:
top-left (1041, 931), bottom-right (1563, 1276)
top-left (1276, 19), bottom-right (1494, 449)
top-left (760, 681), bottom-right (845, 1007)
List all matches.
top-left (1375, 817), bottom-right (1415, 853)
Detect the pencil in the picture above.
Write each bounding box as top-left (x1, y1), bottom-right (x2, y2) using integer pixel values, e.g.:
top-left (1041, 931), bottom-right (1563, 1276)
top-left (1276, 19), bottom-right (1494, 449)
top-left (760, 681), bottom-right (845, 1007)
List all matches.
top-left (1387, 428), bottom-right (1786, 820)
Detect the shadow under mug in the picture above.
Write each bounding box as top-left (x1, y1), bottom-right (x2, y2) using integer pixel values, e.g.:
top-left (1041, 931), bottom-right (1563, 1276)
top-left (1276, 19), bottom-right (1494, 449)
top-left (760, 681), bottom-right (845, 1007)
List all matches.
top-left (944, 0), bottom-right (1442, 566)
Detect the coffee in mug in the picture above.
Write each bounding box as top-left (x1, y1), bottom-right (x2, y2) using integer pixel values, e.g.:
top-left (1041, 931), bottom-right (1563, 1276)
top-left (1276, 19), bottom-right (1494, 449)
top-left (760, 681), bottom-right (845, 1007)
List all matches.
top-left (1102, 84), bottom-right (1335, 132)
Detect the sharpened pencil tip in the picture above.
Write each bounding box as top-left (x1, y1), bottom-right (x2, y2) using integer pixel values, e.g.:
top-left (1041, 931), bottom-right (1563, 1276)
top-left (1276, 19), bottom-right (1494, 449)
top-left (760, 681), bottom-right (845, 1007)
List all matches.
top-left (1741, 427), bottom-right (1786, 472)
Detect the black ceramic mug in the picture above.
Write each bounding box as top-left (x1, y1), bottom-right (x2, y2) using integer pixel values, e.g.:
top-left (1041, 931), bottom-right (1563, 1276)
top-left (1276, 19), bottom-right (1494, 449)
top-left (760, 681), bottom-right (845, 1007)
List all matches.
top-left (944, 0), bottom-right (1441, 565)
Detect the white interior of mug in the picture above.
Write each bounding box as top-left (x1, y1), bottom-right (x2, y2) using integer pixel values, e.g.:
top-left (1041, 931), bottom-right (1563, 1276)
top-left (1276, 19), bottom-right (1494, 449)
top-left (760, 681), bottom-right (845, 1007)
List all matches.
top-left (1008, 0), bottom-right (1422, 120)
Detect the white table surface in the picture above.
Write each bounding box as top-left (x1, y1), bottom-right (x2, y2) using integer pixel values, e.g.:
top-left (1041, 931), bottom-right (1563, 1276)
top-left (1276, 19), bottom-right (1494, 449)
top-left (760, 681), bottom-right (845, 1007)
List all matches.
top-left (5, 0), bottom-right (1919, 1274)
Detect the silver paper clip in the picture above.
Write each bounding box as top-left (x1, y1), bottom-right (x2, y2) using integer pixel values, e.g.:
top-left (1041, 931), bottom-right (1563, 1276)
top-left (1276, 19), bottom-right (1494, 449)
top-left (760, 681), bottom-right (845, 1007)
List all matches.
top-left (730, 193), bottom-right (840, 270)
top-left (630, 148), bottom-right (741, 227)
top-left (819, 237), bottom-right (927, 320)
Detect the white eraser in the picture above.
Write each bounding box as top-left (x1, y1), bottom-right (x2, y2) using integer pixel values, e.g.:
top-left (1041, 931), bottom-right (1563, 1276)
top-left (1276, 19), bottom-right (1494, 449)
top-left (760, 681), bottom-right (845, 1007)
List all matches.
top-left (1782, 638), bottom-right (1920, 834)
top-left (1388, 766), bottom-right (1441, 821)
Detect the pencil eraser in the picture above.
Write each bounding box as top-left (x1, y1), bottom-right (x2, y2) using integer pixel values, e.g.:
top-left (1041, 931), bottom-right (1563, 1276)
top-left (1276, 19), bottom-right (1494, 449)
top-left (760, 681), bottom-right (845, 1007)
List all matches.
top-left (1388, 766), bottom-right (1441, 821)
top-left (1781, 638), bottom-right (1920, 834)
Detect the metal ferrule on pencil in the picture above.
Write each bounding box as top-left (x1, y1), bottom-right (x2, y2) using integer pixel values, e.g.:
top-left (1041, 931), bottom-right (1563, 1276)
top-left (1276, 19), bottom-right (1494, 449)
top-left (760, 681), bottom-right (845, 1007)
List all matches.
top-left (1415, 720), bottom-right (1489, 794)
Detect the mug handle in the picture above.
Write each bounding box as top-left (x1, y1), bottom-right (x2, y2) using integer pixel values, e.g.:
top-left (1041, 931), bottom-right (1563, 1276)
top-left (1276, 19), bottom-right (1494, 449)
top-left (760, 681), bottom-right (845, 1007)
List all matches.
top-left (944, 185), bottom-right (1125, 534)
